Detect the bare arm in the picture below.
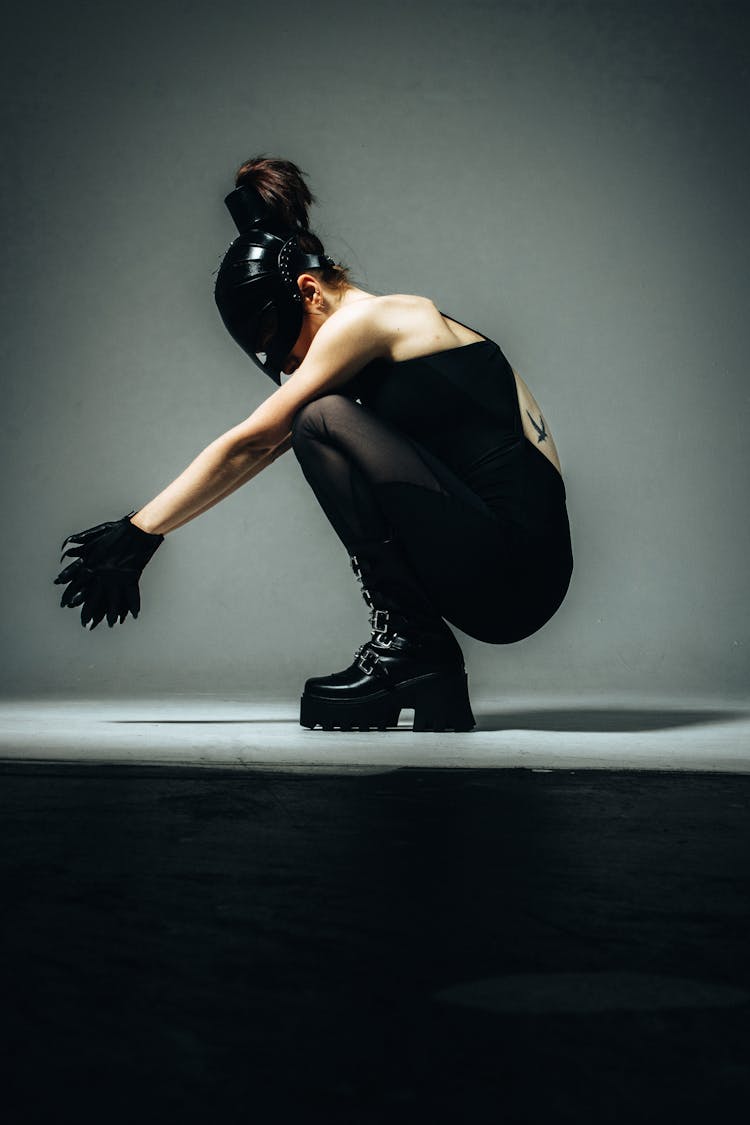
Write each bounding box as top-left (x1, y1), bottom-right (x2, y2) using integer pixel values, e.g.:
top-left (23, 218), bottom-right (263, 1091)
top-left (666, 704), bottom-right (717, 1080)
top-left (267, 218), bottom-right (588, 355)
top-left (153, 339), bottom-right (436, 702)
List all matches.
top-left (160, 432), bottom-right (294, 533)
top-left (130, 431), bottom-right (293, 536)
top-left (130, 300), bottom-right (391, 537)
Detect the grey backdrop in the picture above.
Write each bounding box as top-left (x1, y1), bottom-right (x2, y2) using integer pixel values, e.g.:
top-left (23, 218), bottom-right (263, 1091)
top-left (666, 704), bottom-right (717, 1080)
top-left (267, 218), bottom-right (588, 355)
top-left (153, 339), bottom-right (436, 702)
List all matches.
top-left (2, 0), bottom-right (747, 700)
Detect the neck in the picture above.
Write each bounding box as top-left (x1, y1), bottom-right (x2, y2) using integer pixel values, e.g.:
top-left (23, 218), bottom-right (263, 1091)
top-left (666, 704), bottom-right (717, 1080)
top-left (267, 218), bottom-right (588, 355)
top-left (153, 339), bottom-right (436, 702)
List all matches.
top-left (334, 285), bottom-right (375, 308)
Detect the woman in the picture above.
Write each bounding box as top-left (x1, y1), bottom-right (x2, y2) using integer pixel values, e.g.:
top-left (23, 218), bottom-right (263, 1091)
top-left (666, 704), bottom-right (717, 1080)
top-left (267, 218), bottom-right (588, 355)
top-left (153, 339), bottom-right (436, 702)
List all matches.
top-left (54, 155), bottom-right (573, 733)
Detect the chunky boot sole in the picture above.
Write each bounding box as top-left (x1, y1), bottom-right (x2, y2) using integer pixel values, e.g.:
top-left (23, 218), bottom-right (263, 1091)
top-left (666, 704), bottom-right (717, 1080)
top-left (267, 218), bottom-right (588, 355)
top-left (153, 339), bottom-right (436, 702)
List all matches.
top-left (299, 669), bottom-right (476, 732)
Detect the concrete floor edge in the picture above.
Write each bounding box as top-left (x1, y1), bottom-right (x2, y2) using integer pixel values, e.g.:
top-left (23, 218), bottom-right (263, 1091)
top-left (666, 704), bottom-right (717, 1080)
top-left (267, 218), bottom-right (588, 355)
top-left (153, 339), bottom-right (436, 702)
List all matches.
top-left (0, 691), bottom-right (747, 772)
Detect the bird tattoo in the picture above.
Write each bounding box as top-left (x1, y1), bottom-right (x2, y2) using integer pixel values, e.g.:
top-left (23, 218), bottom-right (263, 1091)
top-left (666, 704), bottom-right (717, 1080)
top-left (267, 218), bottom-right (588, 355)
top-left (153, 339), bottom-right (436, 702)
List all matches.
top-left (526, 409), bottom-right (548, 443)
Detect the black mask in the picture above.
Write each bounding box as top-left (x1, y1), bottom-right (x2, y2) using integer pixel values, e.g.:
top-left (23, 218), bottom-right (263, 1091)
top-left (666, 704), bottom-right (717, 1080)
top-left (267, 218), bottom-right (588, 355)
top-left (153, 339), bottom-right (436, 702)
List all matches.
top-left (214, 182), bottom-right (333, 385)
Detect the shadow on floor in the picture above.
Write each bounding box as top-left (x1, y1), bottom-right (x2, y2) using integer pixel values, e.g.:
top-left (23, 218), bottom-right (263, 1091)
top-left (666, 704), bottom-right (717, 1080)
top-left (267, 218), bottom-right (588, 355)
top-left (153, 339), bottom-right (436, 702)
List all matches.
top-left (105, 707), bottom-right (750, 734)
top-left (475, 707), bottom-right (749, 733)
top-left (112, 718), bottom-right (297, 724)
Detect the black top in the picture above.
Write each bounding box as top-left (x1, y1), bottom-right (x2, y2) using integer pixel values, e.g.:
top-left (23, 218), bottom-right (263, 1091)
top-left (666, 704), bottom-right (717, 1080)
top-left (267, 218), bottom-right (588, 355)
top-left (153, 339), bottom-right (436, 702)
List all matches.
top-left (344, 319), bottom-right (567, 539)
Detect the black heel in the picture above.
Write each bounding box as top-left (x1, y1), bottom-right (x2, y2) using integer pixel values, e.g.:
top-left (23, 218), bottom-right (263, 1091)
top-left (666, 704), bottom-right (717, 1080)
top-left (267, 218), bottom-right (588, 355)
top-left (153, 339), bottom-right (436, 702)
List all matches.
top-left (406, 670), bottom-right (476, 732)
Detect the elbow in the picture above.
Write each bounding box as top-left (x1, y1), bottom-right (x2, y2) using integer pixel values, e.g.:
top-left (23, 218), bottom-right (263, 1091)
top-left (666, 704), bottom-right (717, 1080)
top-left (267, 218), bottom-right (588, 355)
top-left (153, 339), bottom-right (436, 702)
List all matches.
top-left (223, 431), bottom-right (274, 462)
top-left (247, 437), bottom-right (276, 458)
top-left (224, 408), bottom-right (290, 461)
top-left (230, 440), bottom-right (273, 464)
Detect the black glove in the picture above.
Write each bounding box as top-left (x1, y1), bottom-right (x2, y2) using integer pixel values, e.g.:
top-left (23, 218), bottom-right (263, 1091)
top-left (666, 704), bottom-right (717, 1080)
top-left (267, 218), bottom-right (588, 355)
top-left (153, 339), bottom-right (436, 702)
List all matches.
top-left (54, 510), bottom-right (164, 629)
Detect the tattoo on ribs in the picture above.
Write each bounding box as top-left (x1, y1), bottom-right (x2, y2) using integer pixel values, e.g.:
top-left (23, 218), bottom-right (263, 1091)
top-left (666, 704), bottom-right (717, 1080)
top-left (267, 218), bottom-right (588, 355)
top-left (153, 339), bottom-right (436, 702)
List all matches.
top-left (526, 409), bottom-right (548, 443)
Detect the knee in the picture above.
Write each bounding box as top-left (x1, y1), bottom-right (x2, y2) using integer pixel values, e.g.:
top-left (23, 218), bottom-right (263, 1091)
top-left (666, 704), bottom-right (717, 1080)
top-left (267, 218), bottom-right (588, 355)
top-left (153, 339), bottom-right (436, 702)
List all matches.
top-left (290, 399), bottom-right (322, 447)
top-left (290, 394), bottom-right (356, 449)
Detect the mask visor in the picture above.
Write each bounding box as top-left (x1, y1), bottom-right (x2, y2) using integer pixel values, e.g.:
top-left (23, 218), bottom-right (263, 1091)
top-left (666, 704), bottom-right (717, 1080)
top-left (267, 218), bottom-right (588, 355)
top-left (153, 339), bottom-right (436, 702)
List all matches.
top-left (252, 304), bottom-right (280, 370)
top-left (256, 302), bottom-right (301, 385)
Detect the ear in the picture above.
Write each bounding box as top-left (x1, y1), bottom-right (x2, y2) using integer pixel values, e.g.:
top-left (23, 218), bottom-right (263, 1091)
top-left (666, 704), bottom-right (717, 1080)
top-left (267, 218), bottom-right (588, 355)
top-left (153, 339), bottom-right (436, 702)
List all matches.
top-left (296, 272), bottom-right (324, 306)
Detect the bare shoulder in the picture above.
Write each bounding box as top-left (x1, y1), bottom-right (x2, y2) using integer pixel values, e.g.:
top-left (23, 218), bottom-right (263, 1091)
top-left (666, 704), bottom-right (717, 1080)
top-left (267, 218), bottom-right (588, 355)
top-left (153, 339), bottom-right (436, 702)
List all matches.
top-left (323, 293), bottom-right (483, 364)
top-left (311, 295), bottom-right (393, 361)
top-left (318, 293), bottom-right (434, 360)
top-left (361, 294), bottom-right (478, 362)
top-left (335, 292), bottom-right (433, 328)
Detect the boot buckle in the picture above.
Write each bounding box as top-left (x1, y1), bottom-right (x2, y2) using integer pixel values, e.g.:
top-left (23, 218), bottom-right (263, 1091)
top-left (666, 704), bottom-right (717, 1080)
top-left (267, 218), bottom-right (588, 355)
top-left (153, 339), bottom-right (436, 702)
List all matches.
top-left (355, 643), bottom-right (390, 678)
top-left (370, 608), bottom-right (395, 648)
top-left (356, 647), bottom-right (377, 676)
top-left (370, 608), bottom-right (390, 633)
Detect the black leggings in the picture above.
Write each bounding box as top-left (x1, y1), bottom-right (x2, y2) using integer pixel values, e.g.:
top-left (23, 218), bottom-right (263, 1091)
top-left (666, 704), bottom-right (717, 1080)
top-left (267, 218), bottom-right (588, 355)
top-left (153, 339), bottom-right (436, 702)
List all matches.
top-left (290, 394), bottom-right (573, 644)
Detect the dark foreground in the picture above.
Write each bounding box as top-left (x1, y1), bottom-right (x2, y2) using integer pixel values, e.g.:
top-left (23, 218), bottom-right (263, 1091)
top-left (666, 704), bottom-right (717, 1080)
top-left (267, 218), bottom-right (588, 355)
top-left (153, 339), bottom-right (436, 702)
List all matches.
top-left (0, 763), bottom-right (748, 1123)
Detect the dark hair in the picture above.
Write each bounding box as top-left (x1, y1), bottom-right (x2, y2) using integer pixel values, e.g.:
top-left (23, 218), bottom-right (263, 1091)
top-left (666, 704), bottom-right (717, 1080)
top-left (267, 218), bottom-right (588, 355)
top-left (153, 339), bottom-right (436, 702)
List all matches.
top-left (234, 154), bottom-right (353, 292)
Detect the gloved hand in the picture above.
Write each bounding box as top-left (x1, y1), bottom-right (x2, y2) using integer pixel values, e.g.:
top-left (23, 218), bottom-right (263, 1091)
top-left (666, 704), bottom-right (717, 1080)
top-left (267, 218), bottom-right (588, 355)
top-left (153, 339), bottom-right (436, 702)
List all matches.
top-left (54, 510), bottom-right (164, 629)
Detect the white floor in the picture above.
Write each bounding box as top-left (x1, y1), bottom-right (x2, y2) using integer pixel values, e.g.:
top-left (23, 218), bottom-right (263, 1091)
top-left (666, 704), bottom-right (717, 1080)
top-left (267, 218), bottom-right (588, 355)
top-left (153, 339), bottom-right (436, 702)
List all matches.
top-left (0, 693), bottom-right (748, 772)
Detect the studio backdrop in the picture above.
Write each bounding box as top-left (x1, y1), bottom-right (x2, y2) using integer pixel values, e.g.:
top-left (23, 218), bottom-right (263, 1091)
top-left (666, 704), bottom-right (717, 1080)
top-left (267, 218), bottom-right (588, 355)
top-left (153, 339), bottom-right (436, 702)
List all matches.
top-left (2, 0), bottom-right (747, 699)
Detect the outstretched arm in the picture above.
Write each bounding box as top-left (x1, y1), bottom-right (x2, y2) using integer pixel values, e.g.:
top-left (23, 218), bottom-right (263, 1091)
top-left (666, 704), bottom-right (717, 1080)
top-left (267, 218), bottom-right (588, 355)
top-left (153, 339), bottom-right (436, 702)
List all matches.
top-left (137, 429), bottom-right (292, 535)
top-left (164, 432), bottom-right (292, 533)
top-left (129, 430), bottom-right (293, 536)
top-left (130, 299), bottom-right (391, 537)
top-left (54, 301), bottom-right (395, 628)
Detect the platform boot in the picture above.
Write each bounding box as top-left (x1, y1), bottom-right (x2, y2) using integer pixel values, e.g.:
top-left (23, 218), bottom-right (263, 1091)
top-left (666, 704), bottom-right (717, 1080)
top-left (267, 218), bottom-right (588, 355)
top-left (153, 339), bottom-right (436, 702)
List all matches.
top-left (299, 536), bottom-right (476, 732)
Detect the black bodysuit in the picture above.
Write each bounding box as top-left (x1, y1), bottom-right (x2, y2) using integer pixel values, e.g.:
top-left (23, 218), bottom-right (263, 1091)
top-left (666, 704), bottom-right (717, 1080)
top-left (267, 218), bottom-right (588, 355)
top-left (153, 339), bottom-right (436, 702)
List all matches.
top-left (290, 315), bottom-right (573, 644)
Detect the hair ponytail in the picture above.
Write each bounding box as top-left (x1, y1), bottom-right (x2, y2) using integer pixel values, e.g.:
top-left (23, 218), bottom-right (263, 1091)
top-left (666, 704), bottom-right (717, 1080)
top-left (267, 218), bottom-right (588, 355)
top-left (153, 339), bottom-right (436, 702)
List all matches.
top-left (234, 155), bottom-right (314, 230)
top-left (232, 153), bottom-right (354, 291)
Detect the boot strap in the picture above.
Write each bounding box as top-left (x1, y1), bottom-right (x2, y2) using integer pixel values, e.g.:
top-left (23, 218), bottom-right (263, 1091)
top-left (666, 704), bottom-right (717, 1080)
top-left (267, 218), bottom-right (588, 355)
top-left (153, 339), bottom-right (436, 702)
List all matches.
top-left (352, 553), bottom-right (447, 645)
top-left (350, 554), bottom-right (374, 609)
top-left (368, 607), bottom-right (437, 648)
top-left (349, 539), bottom-right (395, 581)
top-left (354, 642), bottom-right (390, 680)
top-left (370, 608), bottom-right (388, 632)
top-left (369, 608), bottom-right (394, 645)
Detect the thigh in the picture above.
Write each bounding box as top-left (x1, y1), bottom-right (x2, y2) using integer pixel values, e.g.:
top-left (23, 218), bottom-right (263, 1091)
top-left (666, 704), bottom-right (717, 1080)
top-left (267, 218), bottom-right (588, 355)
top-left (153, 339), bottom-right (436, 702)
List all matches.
top-left (380, 481), bottom-right (573, 644)
top-left (293, 394), bottom-right (496, 517)
top-left (294, 395), bottom-right (571, 643)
